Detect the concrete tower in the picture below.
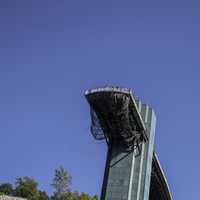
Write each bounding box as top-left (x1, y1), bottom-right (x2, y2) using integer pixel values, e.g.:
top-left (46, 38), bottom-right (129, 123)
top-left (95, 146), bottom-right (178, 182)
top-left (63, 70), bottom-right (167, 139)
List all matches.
top-left (85, 87), bottom-right (172, 200)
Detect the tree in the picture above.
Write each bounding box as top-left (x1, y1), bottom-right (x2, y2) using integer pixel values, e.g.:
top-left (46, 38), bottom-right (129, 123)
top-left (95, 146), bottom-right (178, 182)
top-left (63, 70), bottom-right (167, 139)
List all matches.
top-left (0, 183), bottom-right (13, 195)
top-left (79, 193), bottom-right (91, 200)
top-left (70, 191), bottom-right (79, 200)
top-left (92, 195), bottom-right (98, 200)
top-left (51, 166), bottom-right (72, 198)
top-left (15, 177), bottom-right (39, 200)
top-left (52, 192), bottom-right (97, 200)
top-left (38, 191), bottom-right (49, 200)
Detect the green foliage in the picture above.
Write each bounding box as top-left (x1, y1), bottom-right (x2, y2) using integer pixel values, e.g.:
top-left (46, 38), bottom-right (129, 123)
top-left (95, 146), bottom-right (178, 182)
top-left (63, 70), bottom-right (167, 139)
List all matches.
top-left (81, 193), bottom-right (98, 200)
top-left (0, 192), bottom-right (5, 196)
top-left (51, 166), bottom-right (72, 197)
top-left (1, 168), bottom-right (98, 200)
top-left (15, 177), bottom-right (39, 200)
top-left (38, 191), bottom-right (49, 200)
top-left (0, 183), bottom-right (13, 195)
top-left (51, 192), bottom-right (98, 200)
top-left (79, 192), bottom-right (93, 200)
top-left (91, 195), bottom-right (98, 200)
top-left (92, 195), bottom-right (98, 200)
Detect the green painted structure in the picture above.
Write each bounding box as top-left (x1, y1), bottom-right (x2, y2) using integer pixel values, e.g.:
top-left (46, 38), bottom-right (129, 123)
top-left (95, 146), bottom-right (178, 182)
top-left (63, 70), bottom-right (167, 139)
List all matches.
top-left (85, 87), bottom-right (172, 200)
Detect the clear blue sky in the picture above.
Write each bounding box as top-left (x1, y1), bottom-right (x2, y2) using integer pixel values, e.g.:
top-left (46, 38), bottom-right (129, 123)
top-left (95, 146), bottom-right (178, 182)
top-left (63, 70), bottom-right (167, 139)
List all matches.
top-left (0, 0), bottom-right (200, 199)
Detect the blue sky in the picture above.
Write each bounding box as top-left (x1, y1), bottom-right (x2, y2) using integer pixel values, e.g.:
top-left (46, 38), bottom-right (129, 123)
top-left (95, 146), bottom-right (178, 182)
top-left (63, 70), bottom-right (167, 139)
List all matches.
top-left (1, 0), bottom-right (200, 199)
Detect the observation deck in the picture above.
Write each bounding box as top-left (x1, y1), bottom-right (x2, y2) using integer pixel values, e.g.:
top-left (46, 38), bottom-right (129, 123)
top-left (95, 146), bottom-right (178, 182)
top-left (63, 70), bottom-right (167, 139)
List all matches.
top-left (85, 87), bottom-right (147, 151)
